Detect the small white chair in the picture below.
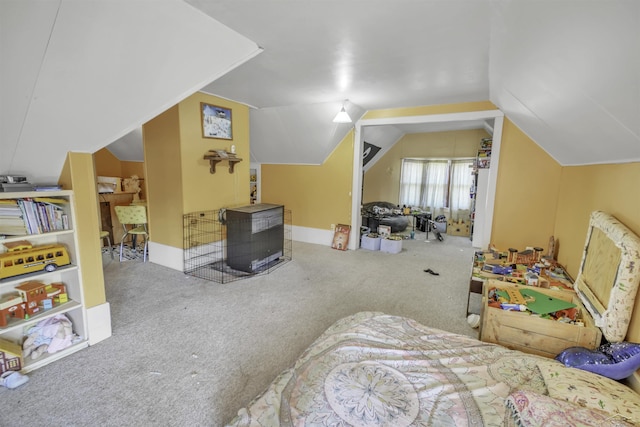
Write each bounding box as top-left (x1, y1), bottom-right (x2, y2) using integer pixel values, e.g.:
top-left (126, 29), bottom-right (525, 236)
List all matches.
top-left (114, 205), bottom-right (148, 262)
top-left (100, 230), bottom-right (114, 260)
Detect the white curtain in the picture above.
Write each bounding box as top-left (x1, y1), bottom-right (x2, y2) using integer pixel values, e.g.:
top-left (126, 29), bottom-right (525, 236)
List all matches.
top-left (399, 159), bottom-right (427, 207)
top-left (400, 159), bottom-right (448, 212)
top-left (400, 159), bottom-right (473, 219)
top-left (449, 160), bottom-right (473, 220)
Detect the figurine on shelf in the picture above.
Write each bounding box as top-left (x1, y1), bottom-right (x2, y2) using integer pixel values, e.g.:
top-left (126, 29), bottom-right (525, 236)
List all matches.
top-left (123, 175), bottom-right (142, 202)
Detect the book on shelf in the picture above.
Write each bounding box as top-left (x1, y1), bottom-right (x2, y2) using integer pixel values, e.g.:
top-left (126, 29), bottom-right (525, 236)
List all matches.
top-left (0, 199), bottom-right (26, 235)
top-left (0, 198), bottom-right (69, 235)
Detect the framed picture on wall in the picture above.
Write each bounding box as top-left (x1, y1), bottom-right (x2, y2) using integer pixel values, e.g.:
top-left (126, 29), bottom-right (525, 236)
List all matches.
top-left (201, 103), bottom-right (233, 140)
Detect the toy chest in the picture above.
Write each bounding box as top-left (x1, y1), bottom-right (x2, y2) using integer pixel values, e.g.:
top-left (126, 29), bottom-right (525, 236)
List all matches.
top-left (447, 220), bottom-right (470, 237)
top-left (380, 237), bottom-right (402, 254)
top-left (361, 234), bottom-right (381, 251)
top-left (480, 211), bottom-right (640, 359)
top-left (479, 280), bottom-right (601, 358)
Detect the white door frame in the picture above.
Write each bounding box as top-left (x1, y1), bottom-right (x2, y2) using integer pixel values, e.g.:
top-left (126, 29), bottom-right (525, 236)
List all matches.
top-left (350, 110), bottom-right (504, 250)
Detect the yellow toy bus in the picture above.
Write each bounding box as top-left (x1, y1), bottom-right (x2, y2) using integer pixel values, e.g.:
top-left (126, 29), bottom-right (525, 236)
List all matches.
top-left (0, 244), bottom-right (71, 280)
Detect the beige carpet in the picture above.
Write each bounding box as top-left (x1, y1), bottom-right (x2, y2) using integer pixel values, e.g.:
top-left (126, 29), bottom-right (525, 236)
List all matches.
top-left (0, 232), bottom-right (480, 426)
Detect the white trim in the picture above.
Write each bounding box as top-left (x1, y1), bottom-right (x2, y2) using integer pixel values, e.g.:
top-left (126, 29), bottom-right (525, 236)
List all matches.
top-left (352, 109), bottom-right (504, 251)
top-left (86, 302), bottom-right (112, 345)
top-left (481, 115), bottom-right (503, 249)
top-left (148, 241), bottom-right (184, 271)
top-left (149, 226), bottom-right (350, 273)
top-left (292, 225), bottom-right (335, 246)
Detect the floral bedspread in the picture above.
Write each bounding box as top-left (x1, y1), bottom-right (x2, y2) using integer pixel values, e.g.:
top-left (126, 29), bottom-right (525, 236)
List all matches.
top-left (226, 312), bottom-right (550, 426)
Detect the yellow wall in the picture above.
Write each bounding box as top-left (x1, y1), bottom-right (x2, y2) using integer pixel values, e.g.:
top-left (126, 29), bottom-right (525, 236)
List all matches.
top-left (261, 131), bottom-right (354, 229)
top-left (490, 119), bottom-right (562, 252)
top-left (554, 162), bottom-right (640, 343)
top-left (143, 93), bottom-right (250, 249)
top-left (363, 101), bottom-right (497, 119)
top-left (94, 149), bottom-right (122, 177)
top-left (143, 105), bottom-right (184, 248)
top-left (94, 148), bottom-right (146, 199)
top-left (178, 94), bottom-right (250, 213)
top-left (363, 129), bottom-right (489, 203)
top-left (259, 102), bottom-right (497, 231)
top-left (59, 152), bottom-right (106, 308)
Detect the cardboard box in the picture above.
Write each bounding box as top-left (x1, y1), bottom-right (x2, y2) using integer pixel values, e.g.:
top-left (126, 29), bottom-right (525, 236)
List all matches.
top-left (361, 234), bottom-right (381, 251)
top-left (377, 225), bottom-right (391, 237)
top-left (447, 219), bottom-right (470, 236)
top-left (380, 237), bottom-right (402, 254)
top-left (480, 280), bottom-right (601, 358)
top-left (0, 338), bottom-right (22, 374)
top-left (331, 224), bottom-right (351, 251)
top-left (96, 176), bottom-right (122, 193)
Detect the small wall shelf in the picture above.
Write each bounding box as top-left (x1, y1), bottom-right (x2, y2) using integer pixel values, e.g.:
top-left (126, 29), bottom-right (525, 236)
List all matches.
top-left (203, 150), bottom-right (242, 174)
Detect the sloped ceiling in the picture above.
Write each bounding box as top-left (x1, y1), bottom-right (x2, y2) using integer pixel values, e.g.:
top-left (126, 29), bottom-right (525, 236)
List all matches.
top-left (3, 1), bottom-right (639, 176)
top-left (184, 1), bottom-right (640, 166)
top-left (490, 1), bottom-right (640, 165)
top-left (193, 0), bottom-right (492, 165)
top-left (0, 0), bottom-right (262, 183)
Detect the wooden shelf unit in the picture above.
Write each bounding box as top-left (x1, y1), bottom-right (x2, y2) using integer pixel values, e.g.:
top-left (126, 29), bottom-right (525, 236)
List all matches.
top-left (0, 190), bottom-right (88, 373)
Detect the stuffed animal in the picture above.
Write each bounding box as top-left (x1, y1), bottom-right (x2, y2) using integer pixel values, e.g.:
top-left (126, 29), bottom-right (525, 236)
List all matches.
top-left (23, 314), bottom-right (74, 360)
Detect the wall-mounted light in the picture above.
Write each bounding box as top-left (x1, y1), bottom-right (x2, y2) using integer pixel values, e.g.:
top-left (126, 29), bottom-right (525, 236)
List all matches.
top-left (333, 100), bottom-right (352, 123)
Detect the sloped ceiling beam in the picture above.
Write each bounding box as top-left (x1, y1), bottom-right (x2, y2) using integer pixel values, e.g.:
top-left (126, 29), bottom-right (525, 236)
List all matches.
top-left (0, 0), bottom-right (262, 183)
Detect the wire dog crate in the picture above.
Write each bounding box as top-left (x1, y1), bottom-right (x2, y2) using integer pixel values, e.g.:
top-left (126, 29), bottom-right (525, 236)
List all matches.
top-left (183, 206), bottom-right (292, 283)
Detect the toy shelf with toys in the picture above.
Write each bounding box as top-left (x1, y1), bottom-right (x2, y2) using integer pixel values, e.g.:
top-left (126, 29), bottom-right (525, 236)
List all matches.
top-left (0, 190), bottom-right (88, 374)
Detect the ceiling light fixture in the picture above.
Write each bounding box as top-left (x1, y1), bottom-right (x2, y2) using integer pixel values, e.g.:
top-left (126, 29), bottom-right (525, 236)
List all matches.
top-left (333, 100), bottom-right (352, 123)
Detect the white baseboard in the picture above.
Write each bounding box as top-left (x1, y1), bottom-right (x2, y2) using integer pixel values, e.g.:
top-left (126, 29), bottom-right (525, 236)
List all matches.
top-left (148, 241), bottom-right (184, 271)
top-left (86, 302), bottom-right (112, 345)
top-left (291, 225), bottom-right (334, 246)
top-left (148, 227), bottom-right (337, 271)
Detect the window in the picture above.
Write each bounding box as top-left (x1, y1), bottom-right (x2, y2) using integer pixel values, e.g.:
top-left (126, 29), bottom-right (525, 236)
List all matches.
top-left (399, 158), bottom-right (473, 219)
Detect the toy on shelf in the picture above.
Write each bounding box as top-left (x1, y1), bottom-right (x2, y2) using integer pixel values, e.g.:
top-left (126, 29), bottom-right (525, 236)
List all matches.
top-left (0, 241), bottom-right (70, 280)
top-left (0, 337), bottom-right (22, 374)
top-left (0, 281), bottom-right (67, 327)
top-left (476, 240), bottom-right (574, 291)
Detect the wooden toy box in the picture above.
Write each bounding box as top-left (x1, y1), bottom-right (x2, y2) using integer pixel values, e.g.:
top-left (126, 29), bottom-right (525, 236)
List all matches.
top-left (479, 280), bottom-right (601, 358)
top-left (480, 211), bottom-right (640, 359)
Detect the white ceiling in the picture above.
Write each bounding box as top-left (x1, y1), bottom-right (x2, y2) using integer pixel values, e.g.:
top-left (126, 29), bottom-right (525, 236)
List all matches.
top-left (189, 0), bottom-right (494, 165)
top-left (3, 1), bottom-right (639, 182)
top-left (188, 1), bottom-right (640, 166)
top-left (1, 0), bottom-right (261, 183)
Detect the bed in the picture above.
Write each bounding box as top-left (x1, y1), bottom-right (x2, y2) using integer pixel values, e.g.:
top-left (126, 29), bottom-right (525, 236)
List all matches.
top-left (228, 211), bottom-right (640, 426)
top-left (227, 311), bottom-right (639, 426)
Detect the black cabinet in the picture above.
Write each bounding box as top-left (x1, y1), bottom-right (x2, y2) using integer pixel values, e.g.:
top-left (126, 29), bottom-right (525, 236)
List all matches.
top-left (226, 203), bottom-right (284, 273)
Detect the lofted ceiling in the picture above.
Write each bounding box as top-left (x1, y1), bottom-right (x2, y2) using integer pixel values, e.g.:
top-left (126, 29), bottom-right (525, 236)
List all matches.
top-left (3, 1), bottom-right (639, 183)
top-left (195, 0), bottom-right (640, 167)
top-left (113, 0), bottom-right (640, 167)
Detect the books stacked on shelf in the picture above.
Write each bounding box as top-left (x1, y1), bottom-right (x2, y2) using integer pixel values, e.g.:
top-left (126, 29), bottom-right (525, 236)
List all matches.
top-left (19, 198), bottom-right (69, 234)
top-left (0, 182), bottom-right (34, 192)
top-left (0, 200), bottom-right (27, 236)
top-left (0, 198), bottom-right (68, 236)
